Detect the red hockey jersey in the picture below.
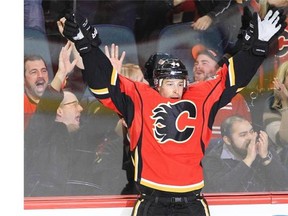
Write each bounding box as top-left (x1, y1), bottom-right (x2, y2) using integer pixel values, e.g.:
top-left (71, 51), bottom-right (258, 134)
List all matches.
top-left (82, 47), bottom-right (264, 193)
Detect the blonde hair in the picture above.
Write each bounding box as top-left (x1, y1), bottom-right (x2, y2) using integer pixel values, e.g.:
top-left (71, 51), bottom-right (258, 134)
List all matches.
top-left (258, 0), bottom-right (288, 18)
top-left (120, 63), bottom-right (147, 83)
top-left (272, 61), bottom-right (288, 109)
top-left (121, 63), bottom-right (142, 75)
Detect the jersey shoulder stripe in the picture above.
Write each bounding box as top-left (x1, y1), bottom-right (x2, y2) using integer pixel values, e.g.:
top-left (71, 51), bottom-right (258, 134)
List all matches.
top-left (90, 87), bottom-right (109, 95)
top-left (228, 57), bottom-right (235, 86)
top-left (110, 68), bottom-right (117, 86)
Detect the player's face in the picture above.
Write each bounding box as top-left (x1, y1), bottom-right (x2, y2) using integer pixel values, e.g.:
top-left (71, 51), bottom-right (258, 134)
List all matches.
top-left (227, 120), bottom-right (256, 158)
top-left (193, 54), bottom-right (217, 82)
top-left (158, 79), bottom-right (185, 99)
top-left (24, 59), bottom-right (49, 100)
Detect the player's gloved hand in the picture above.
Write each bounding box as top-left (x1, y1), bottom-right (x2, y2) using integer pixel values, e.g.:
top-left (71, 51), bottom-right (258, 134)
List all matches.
top-left (243, 9), bottom-right (286, 56)
top-left (62, 13), bottom-right (82, 41)
top-left (73, 13), bottom-right (101, 47)
top-left (62, 13), bottom-right (101, 54)
top-left (62, 13), bottom-right (89, 53)
top-left (258, 9), bottom-right (286, 42)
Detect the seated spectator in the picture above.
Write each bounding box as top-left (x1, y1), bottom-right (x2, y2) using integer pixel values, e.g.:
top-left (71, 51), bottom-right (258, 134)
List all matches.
top-left (25, 84), bottom-right (126, 196)
top-left (263, 61), bottom-right (288, 166)
top-left (24, 41), bottom-right (77, 129)
top-left (24, 55), bottom-right (49, 129)
top-left (202, 115), bottom-right (288, 193)
top-left (191, 44), bottom-right (251, 138)
top-left (192, 44), bottom-right (220, 82)
top-left (25, 88), bottom-right (84, 196)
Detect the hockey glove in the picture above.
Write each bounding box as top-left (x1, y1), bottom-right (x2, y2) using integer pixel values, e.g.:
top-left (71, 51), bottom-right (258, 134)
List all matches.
top-left (73, 13), bottom-right (101, 48)
top-left (243, 9), bottom-right (286, 56)
top-left (63, 13), bottom-right (101, 54)
top-left (258, 9), bottom-right (286, 42)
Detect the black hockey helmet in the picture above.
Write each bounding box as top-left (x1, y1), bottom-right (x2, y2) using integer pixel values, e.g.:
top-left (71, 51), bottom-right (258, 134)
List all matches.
top-left (144, 52), bottom-right (172, 87)
top-left (153, 58), bottom-right (188, 87)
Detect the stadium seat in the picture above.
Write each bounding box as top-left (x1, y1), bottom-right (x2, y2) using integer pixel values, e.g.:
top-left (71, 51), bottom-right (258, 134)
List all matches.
top-left (94, 24), bottom-right (139, 65)
top-left (157, 22), bottom-right (223, 80)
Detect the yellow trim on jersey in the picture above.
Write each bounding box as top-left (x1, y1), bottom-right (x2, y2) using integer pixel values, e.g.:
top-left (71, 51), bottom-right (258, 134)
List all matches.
top-left (132, 199), bottom-right (143, 216)
top-left (228, 58), bottom-right (236, 87)
top-left (134, 147), bottom-right (139, 182)
top-left (140, 178), bottom-right (204, 193)
top-left (201, 199), bottom-right (211, 216)
top-left (89, 87), bottom-right (109, 95)
top-left (236, 87), bottom-right (244, 93)
top-left (88, 68), bottom-right (117, 95)
top-left (111, 68), bottom-right (117, 86)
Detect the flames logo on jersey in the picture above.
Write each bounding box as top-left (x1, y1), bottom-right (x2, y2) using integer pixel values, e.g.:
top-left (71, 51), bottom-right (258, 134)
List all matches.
top-left (151, 100), bottom-right (196, 144)
top-left (277, 27), bottom-right (288, 59)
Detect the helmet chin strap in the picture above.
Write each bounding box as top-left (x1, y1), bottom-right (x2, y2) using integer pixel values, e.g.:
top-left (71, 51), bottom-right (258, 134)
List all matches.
top-left (158, 79), bottom-right (163, 87)
top-left (157, 78), bottom-right (187, 88)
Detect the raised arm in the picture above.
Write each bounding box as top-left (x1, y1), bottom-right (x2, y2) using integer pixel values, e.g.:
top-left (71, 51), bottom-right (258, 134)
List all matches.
top-left (213, 8), bottom-right (286, 110)
top-left (225, 8), bottom-right (286, 89)
top-left (50, 41), bottom-right (78, 91)
top-left (58, 13), bottom-right (139, 123)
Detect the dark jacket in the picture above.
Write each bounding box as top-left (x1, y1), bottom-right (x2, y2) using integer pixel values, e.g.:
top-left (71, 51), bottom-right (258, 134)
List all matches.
top-left (202, 139), bottom-right (288, 193)
top-left (194, 0), bottom-right (235, 22)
